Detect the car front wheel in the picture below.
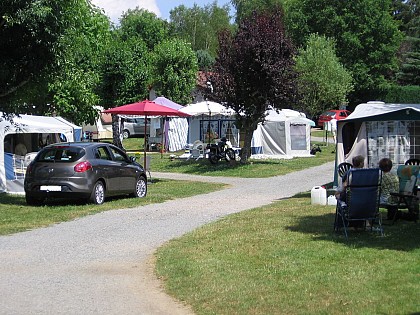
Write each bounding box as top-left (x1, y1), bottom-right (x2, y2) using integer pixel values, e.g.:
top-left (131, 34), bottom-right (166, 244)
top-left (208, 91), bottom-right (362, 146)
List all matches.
top-left (131, 176), bottom-right (147, 198)
top-left (122, 129), bottom-right (130, 139)
top-left (90, 181), bottom-right (105, 204)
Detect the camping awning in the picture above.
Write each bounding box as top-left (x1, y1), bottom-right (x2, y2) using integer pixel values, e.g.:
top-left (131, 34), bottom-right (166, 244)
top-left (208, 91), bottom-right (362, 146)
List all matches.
top-left (338, 102), bottom-right (420, 124)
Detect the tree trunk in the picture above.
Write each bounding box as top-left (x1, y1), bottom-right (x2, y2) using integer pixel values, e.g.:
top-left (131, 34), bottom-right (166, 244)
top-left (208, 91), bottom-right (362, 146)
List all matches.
top-left (112, 115), bottom-right (123, 150)
top-left (239, 119), bottom-right (257, 164)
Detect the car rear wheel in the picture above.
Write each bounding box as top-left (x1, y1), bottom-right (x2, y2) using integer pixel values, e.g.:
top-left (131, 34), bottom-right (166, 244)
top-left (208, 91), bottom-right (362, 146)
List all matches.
top-left (122, 129), bottom-right (130, 139)
top-left (90, 181), bottom-right (105, 204)
top-left (26, 194), bottom-right (45, 206)
top-left (131, 176), bottom-right (147, 198)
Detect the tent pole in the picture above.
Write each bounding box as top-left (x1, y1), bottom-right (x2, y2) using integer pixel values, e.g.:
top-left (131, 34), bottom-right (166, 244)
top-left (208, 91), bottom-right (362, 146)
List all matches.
top-left (161, 117), bottom-right (164, 159)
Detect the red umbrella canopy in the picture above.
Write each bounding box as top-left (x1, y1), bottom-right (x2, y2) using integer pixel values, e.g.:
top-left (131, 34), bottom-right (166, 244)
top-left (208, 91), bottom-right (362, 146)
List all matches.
top-left (103, 100), bottom-right (190, 117)
top-left (103, 100), bottom-right (190, 169)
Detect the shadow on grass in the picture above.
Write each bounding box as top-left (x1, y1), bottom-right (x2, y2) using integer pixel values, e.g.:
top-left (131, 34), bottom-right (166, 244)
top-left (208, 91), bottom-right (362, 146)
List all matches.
top-left (285, 210), bottom-right (420, 251)
top-left (289, 187), bottom-right (420, 251)
top-left (0, 179), bottom-right (165, 207)
top-left (159, 159), bottom-right (241, 174)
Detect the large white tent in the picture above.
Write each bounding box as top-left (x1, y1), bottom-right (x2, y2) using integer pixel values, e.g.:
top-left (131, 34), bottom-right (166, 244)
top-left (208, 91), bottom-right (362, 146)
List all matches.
top-left (335, 101), bottom-right (420, 185)
top-left (1, 114), bottom-right (81, 193)
top-left (180, 101), bottom-right (238, 146)
top-left (251, 109), bottom-right (314, 159)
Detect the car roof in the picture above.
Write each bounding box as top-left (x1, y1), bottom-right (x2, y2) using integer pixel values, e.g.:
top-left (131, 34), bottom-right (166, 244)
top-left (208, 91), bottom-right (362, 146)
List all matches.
top-left (45, 142), bottom-right (114, 149)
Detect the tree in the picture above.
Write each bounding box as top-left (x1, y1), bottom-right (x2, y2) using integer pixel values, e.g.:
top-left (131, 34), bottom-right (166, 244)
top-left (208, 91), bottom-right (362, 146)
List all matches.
top-left (212, 6), bottom-right (298, 162)
top-left (396, 38), bottom-right (420, 85)
top-left (118, 8), bottom-right (169, 50)
top-left (169, 2), bottom-right (233, 58)
top-left (196, 50), bottom-right (215, 71)
top-left (392, 0), bottom-right (420, 86)
top-left (392, 0), bottom-right (419, 36)
top-left (285, 0), bottom-right (403, 105)
top-left (150, 38), bottom-right (199, 105)
top-left (48, 7), bottom-right (112, 125)
top-left (295, 34), bottom-right (353, 118)
top-left (0, 0), bottom-right (102, 114)
top-left (98, 37), bottom-right (151, 107)
top-left (231, 0), bottom-right (283, 22)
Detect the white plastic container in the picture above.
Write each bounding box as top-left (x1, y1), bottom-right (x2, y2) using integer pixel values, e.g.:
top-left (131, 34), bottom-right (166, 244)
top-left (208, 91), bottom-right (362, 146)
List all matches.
top-left (311, 186), bottom-right (327, 205)
top-left (327, 195), bottom-right (337, 206)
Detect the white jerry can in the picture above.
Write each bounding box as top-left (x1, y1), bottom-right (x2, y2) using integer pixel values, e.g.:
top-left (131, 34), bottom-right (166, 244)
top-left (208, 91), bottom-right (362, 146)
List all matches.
top-left (327, 195), bottom-right (337, 206)
top-left (311, 186), bottom-right (327, 205)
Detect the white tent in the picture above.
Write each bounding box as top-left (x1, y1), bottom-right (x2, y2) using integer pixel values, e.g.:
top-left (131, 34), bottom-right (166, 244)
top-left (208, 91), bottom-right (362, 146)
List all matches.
top-left (153, 96), bottom-right (188, 152)
top-left (251, 109), bottom-right (313, 159)
top-left (0, 114), bottom-right (81, 193)
top-left (180, 101), bottom-right (238, 146)
top-left (335, 101), bottom-right (420, 185)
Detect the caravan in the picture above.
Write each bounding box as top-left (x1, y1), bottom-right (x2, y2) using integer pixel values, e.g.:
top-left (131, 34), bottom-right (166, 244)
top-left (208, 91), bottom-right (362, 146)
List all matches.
top-left (0, 114), bottom-right (81, 193)
top-left (82, 107), bottom-right (113, 140)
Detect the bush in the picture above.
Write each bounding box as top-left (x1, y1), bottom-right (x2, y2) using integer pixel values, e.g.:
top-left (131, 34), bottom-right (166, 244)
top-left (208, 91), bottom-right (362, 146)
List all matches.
top-left (381, 85), bottom-right (420, 103)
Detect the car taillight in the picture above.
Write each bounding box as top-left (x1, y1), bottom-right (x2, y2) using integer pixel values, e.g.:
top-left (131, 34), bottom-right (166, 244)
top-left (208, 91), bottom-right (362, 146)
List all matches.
top-left (74, 161), bottom-right (92, 173)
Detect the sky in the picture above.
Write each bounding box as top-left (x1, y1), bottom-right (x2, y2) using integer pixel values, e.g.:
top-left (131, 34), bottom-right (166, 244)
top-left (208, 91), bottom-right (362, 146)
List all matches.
top-left (91, 0), bottom-right (233, 24)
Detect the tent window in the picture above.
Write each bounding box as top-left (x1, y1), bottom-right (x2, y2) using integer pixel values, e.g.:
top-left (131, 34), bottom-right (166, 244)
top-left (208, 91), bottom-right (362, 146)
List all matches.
top-left (290, 124), bottom-right (306, 150)
top-left (366, 121), bottom-right (420, 168)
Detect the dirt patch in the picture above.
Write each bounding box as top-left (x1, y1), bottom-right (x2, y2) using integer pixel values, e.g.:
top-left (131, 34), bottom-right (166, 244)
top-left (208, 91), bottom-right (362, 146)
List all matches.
top-left (137, 255), bottom-right (195, 315)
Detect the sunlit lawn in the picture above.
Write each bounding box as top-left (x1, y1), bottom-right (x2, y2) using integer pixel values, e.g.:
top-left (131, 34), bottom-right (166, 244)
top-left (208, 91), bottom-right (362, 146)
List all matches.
top-left (156, 194), bottom-right (420, 315)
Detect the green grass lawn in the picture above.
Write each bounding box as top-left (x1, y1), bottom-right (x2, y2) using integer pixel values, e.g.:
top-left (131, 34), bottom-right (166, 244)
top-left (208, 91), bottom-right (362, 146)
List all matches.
top-left (311, 128), bottom-right (334, 138)
top-left (155, 194), bottom-right (420, 315)
top-left (0, 179), bottom-right (225, 235)
top-left (123, 138), bottom-right (337, 178)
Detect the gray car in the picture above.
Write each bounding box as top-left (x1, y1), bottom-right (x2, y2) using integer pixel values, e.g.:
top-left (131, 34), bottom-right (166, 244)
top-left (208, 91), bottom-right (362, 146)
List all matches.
top-left (122, 118), bottom-right (151, 139)
top-left (24, 142), bottom-right (147, 205)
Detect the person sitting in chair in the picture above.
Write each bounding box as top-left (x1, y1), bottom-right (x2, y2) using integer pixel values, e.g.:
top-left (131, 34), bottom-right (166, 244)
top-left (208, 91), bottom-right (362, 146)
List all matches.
top-left (378, 158), bottom-right (399, 220)
top-left (336, 155), bottom-right (365, 203)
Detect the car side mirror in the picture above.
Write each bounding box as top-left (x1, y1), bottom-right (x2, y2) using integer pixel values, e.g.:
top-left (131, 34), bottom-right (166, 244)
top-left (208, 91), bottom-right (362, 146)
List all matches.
top-left (129, 156), bottom-right (136, 163)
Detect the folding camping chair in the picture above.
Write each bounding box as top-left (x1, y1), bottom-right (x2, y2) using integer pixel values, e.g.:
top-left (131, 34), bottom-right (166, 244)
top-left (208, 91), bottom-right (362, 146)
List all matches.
top-left (334, 168), bottom-right (384, 239)
top-left (337, 162), bottom-right (352, 178)
top-left (389, 165), bottom-right (419, 223)
top-left (337, 162), bottom-right (352, 187)
top-left (189, 140), bottom-right (205, 161)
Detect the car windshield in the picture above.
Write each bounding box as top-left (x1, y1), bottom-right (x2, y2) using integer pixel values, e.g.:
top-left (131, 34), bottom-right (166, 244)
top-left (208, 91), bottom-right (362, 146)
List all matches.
top-left (323, 111), bottom-right (337, 117)
top-left (36, 146), bottom-right (85, 162)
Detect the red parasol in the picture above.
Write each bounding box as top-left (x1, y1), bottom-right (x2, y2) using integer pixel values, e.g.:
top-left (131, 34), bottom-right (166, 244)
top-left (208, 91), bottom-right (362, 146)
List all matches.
top-left (104, 100), bottom-right (190, 169)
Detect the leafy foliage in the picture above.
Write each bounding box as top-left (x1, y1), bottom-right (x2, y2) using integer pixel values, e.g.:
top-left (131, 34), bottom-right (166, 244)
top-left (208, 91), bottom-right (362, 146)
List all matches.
top-left (381, 84), bottom-right (420, 103)
top-left (0, 0), bottom-right (103, 115)
top-left (212, 6), bottom-right (298, 161)
top-left (393, 0), bottom-right (420, 86)
top-left (295, 34), bottom-right (353, 118)
top-left (48, 7), bottom-right (111, 125)
top-left (98, 37), bottom-right (151, 108)
top-left (196, 49), bottom-right (216, 71)
top-left (231, 0), bottom-right (283, 22)
top-left (169, 2), bottom-right (233, 58)
top-left (119, 8), bottom-right (169, 50)
top-left (150, 39), bottom-right (198, 105)
top-left (285, 0), bottom-right (403, 104)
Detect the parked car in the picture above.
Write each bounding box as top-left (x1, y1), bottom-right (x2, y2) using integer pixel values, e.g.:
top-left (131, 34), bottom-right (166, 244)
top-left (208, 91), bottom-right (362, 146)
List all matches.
top-left (317, 109), bottom-right (351, 128)
top-left (122, 117), bottom-right (151, 139)
top-left (24, 142), bottom-right (147, 205)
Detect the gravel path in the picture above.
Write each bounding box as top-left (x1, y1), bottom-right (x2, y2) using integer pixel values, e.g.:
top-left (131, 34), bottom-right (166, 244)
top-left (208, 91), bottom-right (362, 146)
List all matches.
top-left (0, 161), bottom-right (334, 315)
